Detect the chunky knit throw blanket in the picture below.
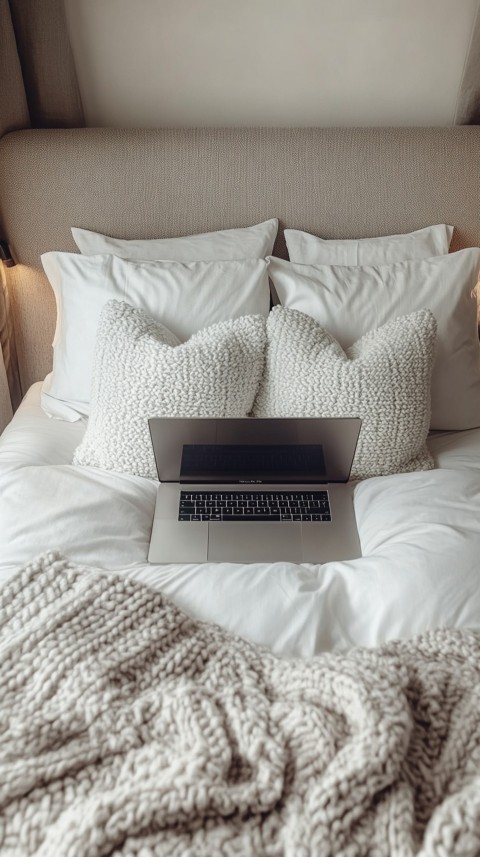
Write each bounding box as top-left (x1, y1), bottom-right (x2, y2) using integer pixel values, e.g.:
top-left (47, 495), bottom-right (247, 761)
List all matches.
top-left (2, 554), bottom-right (480, 857)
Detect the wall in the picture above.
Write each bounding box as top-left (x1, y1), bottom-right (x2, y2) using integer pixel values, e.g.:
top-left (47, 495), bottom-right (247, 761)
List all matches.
top-left (65, 0), bottom-right (479, 128)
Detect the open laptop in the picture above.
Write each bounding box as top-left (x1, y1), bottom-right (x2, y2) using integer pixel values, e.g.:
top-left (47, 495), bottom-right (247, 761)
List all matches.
top-left (148, 417), bottom-right (361, 564)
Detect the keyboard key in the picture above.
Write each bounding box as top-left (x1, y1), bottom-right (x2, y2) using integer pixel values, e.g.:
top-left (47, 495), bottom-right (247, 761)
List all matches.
top-left (228, 515), bottom-right (281, 522)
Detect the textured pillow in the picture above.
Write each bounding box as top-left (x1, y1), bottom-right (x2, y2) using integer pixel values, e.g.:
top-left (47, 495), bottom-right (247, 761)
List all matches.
top-left (253, 306), bottom-right (437, 480)
top-left (285, 224), bottom-right (453, 265)
top-left (41, 252), bottom-right (269, 421)
top-left (71, 219), bottom-right (278, 260)
top-left (73, 302), bottom-right (266, 479)
top-left (267, 249), bottom-right (480, 430)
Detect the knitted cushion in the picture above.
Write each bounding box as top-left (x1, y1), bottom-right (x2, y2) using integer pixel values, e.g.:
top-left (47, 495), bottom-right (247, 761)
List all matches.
top-left (73, 301), bottom-right (266, 479)
top-left (253, 306), bottom-right (436, 480)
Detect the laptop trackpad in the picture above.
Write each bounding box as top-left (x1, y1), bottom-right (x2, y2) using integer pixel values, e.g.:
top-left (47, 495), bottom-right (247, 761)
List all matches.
top-left (208, 522), bottom-right (302, 563)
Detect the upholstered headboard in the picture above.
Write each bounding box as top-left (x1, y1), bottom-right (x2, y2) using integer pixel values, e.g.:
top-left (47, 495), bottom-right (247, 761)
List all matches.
top-left (1, 126), bottom-right (480, 394)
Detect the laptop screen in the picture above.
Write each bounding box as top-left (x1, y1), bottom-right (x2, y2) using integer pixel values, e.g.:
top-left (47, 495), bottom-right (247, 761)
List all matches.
top-left (180, 443), bottom-right (326, 483)
top-left (149, 417), bottom-right (361, 484)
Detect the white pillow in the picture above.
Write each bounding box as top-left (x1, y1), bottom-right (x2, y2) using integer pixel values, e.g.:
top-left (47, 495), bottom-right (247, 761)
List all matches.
top-left (71, 219), bottom-right (278, 260)
top-left (73, 302), bottom-right (267, 480)
top-left (267, 250), bottom-right (480, 430)
top-left (253, 306), bottom-right (436, 480)
top-left (285, 224), bottom-right (453, 265)
top-left (41, 252), bottom-right (270, 421)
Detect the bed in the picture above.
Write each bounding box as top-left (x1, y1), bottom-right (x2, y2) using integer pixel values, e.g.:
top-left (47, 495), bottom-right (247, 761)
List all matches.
top-left (1, 127), bottom-right (480, 854)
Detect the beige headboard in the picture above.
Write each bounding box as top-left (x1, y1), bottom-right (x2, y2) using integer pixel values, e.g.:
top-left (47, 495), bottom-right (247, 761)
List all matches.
top-left (1, 126), bottom-right (480, 394)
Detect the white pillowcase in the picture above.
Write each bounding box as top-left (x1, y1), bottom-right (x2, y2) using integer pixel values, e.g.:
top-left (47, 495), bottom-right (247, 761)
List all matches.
top-left (285, 224), bottom-right (453, 265)
top-left (71, 219), bottom-right (278, 260)
top-left (73, 302), bottom-right (267, 480)
top-left (253, 306), bottom-right (436, 480)
top-left (267, 250), bottom-right (480, 430)
top-left (41, 252), bottom-right (270, 421)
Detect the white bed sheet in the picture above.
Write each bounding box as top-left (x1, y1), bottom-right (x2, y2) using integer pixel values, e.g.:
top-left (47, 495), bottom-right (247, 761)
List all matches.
top-left (1, 382), bottom-right (480, 657)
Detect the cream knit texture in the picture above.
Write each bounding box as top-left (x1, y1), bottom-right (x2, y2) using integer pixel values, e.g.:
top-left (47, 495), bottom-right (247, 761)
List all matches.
top-left (253, 306), bottom-right (436, 480)
top-left (2, 552), bottom-right (480, 856)
top-left (73, 301), bottom-right (266, 479)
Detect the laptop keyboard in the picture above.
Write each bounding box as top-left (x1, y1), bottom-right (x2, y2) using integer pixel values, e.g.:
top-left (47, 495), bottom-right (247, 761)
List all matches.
top-left (178, 491), bottom-right (331, 522)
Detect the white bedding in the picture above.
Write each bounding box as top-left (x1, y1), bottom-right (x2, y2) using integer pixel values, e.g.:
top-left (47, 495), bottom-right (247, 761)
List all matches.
top-left (1, 382), bottom-right (480, 657)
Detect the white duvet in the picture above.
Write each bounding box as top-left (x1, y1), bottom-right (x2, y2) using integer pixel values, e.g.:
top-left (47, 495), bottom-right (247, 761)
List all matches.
top-left (1, 383), bottom-right (480, 657)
